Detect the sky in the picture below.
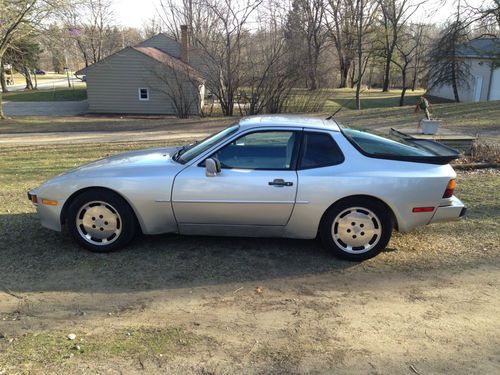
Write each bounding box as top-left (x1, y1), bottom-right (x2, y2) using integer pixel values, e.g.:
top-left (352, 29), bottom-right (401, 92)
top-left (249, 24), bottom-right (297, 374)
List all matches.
top-left (114, 0), bottom-right (157, 28)
top-left (113, 0), bottom-right (487, 30)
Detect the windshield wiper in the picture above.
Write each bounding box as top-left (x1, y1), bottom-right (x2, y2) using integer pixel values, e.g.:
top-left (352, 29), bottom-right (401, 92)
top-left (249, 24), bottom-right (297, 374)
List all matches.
top-left (172, 141), bottom-right (200, 162)
top-left (172, 145), bottom-right (187, 162)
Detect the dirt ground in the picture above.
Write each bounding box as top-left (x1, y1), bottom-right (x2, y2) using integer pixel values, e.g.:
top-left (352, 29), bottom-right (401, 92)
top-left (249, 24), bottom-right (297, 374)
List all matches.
top-left (1, 169), bottom-right (499, 374)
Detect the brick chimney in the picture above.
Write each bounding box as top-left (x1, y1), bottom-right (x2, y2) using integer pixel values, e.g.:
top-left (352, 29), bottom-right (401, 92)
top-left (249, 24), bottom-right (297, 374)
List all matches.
top-left (180, 25), bottom-right (189, 63)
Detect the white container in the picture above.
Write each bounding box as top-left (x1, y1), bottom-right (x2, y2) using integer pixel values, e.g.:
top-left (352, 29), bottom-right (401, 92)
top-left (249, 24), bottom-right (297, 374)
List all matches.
top-left (420, 119), bottom-right (440, 135)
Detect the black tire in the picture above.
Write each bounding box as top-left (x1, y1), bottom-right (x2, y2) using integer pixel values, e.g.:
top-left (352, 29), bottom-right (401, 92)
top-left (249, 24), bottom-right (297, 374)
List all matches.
top-left (320, 197), bottom-right (392, 261)
top-left (67, 189), bottom-right (137, 253)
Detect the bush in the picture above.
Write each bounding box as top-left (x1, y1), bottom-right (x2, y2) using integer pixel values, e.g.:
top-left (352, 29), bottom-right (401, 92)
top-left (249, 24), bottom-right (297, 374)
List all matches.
top-left (469, 139), bottom-right (500, 164)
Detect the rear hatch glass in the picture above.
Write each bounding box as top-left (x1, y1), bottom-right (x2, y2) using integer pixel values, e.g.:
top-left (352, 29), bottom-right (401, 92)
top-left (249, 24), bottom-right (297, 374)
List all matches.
top-left (341, 127), bottom-right (460, 165)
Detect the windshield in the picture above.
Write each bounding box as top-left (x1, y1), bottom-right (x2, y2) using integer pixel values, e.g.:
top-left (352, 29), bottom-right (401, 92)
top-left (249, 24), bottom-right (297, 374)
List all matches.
top-left (175, 124), bottom-right (240, 164)
top-left (342, 128), bottom-right (434, 157)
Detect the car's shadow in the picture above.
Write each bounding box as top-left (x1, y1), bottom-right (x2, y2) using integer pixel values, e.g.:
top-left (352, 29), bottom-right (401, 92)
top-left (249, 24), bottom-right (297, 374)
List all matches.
top-left (1, 213), bottom-right (357, 294)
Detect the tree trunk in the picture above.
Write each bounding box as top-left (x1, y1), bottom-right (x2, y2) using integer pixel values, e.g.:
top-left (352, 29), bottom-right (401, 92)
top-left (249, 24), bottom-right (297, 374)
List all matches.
top-left (227, 95), bottom-right (234, 116)
top-left (23, 67), bottom-right (34, 90)
top-left (308, 56), bottom-right (318, 91)
top-left (382, 54), bottom-right (391, 92)
top-left (339, 57), bottom-right (350, 88)
top-left (411, 66), bottom-right (417, 91)
top-left (368, 64), bottom-right (374, 89)
top-left (0, 55), bottom-right (6, 118)
top-left (0, 63), bottom-right (8, 93)
top-left (355, 1), bottom-right (363, 110)
top-left (349, 61), bottom-right (356, 88)
top-left (399, 69), bottom-right (407, 106)
top-left (451, 61), bottom-right (460, 102)
top-left (0, 91), bottom-right (5, 119)
top-left (308, 69), bottom-right (318, 90)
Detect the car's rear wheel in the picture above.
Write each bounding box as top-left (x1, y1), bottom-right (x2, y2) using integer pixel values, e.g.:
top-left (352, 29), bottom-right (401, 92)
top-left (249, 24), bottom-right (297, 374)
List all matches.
top-left (67, 189), bottom-right (137, 252)
top-left (320, 198), bottom-right (392, 261)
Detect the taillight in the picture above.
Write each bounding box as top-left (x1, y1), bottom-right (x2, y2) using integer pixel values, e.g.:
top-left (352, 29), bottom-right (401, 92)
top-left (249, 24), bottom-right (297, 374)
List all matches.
top-left (443, 179), bottom-right (456, 198)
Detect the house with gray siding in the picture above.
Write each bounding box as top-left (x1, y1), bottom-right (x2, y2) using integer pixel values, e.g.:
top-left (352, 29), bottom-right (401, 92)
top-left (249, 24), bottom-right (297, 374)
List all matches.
top-left (428, 38), bottom-right (500, 102)
top-left (76, 26), bottom-right (205, 116)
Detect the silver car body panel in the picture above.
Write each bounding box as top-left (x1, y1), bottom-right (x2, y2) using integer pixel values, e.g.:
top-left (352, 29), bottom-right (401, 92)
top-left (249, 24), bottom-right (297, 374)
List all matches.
top-left (31, 147), bottom-right (183, 234)
top-left (29, 115), bottom-right (465, 239)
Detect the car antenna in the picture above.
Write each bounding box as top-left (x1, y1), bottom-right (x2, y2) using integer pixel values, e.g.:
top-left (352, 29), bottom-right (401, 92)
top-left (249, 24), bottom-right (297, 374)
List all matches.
top-left (325, 89), bottom-right (366, 120)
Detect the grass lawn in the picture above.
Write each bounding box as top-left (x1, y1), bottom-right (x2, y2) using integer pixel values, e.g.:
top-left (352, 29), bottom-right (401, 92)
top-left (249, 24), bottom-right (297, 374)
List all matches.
top-left (333, 100), bottom-right (500, 143)
top-left (1, 94), bottom-right (498, 144)
top-left (3, 85), bottom-right (87, 102)
top-left (325, 88), bottom-right (452, 111)
top-left (279, 88), bottom-right (453, 113)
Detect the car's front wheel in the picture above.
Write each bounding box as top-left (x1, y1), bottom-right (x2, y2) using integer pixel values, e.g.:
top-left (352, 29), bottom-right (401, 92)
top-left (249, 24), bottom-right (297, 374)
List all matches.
top-left (67, 189), bottom-right (137, 252)
top-left (320, 198), bottom-right (392, 261)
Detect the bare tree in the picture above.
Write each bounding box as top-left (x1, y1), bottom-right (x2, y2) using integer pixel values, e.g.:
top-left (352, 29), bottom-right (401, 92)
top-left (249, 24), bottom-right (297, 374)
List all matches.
top-left (285, 0), bottom-right (328, 90)
top-left (142, 16), bottom-right (163, 39)
top-left (325, 0), bottom-right (357, 88)
top-left (60, 0), bottom-right (115, 67)
top-left (241, 9), bottom-right (299, 115)
top-left (409, 23), bottom-right (432, 91)
top-left (158, 0), bottom-right (216, 45)
top-left (391, 28), bottom-right (418, 105)
top-left (0, 0), bottom-right (55, 119)
top-left (377, 0), bottom-right (425, 92)
top-left (152, 65), bottom-right (204, 118)
top-left (354, 0), bottom-right (378, 109)
top-left (4, 37), bottom-right (42, 89)
top-left (428, 2), bottom-right (471, 102)
top-left (199, 0), bottom-right (263, 116)
top-left (158, 0), bottom-right (263, 116)
top-left (465, 0), bottom-right (500, 33)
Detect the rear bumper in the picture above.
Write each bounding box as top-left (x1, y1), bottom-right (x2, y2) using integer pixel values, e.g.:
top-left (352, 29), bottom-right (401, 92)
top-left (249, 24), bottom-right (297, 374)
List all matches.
top-left (429, 196), bottom-right (466, 224)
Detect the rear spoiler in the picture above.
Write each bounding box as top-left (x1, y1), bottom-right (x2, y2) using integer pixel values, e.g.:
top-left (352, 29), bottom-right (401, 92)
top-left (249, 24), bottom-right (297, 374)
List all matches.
top-left (389, 128), bottom-right (460, 165)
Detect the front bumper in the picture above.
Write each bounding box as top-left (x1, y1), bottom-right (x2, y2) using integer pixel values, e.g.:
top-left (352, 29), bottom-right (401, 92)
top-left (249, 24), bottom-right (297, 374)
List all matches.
top-left (429, 196), bottom-right (466, 224)
top-left (28, 190), bottom-right (64, 232)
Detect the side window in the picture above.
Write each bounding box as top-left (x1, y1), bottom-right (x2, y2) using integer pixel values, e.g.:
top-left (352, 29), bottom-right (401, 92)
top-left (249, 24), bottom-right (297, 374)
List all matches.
top-left (299, 132), bottom-right (344, 169)
top-left (213, 131), bottom-right (297, 170)
top-left (138, 88), bottom-right (149, 101)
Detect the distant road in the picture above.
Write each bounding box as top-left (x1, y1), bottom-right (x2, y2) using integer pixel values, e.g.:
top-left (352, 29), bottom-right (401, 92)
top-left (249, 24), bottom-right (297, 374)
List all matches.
top-left (3, 100), bottom-right (88, 116)
top-left (6, 77), bottom-right (81, 92)
top-left (0, 129), bottom-right (209, 146)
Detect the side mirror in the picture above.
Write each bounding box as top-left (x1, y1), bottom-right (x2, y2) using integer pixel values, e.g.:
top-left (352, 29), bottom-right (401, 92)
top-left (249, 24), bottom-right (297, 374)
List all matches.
top-left (205, 158), bottom-right (221, 177)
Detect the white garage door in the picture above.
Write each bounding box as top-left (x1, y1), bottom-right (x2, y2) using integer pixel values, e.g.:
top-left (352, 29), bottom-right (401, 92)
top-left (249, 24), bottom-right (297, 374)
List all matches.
top-left (490, 68), bottom-right (500, 100)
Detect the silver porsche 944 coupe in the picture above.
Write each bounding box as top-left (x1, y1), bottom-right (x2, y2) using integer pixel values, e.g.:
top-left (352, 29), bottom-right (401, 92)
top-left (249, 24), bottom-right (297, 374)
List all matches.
top-left (28, 115), bottom-right (466, 261)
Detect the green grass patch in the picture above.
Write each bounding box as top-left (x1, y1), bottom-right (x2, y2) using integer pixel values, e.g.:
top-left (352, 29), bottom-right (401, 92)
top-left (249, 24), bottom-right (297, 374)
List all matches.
top-left (0, 142), bottom-right (167, 190)
top-left (3, 86), bottom-right (87, 102)
top-left (2, 326), bottom-right (202, 366)
top-left (282, 88), bottom-right (453, 112)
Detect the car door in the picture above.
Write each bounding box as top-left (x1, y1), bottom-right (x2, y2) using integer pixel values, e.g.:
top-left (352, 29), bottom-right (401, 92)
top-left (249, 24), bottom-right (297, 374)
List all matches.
top-left (172, 129), bottom-right (299, 226)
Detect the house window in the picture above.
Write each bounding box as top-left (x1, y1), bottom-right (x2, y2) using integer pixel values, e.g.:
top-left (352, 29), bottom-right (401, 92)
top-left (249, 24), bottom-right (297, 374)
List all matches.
top-left (138, 88), bottom-right (149, 101)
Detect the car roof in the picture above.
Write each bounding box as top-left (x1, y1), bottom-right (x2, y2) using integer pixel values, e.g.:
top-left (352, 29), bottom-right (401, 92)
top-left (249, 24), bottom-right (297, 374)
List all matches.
top-left (238, 114), bottom-right (341, 132)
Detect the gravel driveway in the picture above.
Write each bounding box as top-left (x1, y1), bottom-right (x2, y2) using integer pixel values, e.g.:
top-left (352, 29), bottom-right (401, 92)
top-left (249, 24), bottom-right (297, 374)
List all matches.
top-left (3, 100), bottom-right (88, 116)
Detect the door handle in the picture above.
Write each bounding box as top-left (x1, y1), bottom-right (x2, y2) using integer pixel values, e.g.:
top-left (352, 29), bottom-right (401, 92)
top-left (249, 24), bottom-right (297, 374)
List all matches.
top-left (268, 179), bottom-right (293, 187)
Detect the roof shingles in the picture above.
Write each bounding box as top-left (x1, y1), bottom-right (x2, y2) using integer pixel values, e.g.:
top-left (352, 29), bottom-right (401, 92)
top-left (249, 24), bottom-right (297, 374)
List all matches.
top-left (456, 38), bottom-right (500, 58)
top-left (133, 46), bottom-right (204, 81)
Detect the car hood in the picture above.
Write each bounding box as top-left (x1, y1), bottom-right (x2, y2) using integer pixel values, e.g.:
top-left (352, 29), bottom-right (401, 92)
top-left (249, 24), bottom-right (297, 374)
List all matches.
top-left (48, 146), bottom-right (183, 182)
top-left (31, 146), bottom-right (184, 199)
top-left (70, 147), bottom-right (180, 173)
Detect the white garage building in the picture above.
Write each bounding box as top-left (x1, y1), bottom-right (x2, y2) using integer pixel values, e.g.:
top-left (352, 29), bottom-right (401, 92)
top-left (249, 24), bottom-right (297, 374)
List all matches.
top-left (429, 38), bottom-right (500, 102)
